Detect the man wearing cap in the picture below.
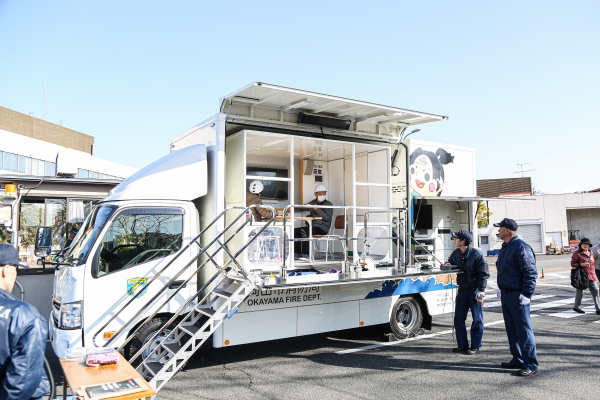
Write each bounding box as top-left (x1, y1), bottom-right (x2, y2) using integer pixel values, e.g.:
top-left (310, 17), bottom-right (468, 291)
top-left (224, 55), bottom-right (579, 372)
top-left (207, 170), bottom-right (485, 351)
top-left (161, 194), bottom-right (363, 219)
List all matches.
top-left (294, 184), bottom-right (333, 256)
top-left (494, 218), bottom-right (539, 376)
top-left (246, 180), bottom-right (274, 222)
top-left (445, 229), bottom-right (489, 355)
top-left (0, 244), bottom-right (49, 399)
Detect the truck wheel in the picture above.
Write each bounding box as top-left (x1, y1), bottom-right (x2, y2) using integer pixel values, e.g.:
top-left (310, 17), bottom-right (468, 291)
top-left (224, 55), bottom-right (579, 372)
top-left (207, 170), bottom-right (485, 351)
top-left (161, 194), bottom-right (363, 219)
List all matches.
top-left (125, 317), bottom-right (173, 371)
top-left (389, 296), bottom-right (423, 339)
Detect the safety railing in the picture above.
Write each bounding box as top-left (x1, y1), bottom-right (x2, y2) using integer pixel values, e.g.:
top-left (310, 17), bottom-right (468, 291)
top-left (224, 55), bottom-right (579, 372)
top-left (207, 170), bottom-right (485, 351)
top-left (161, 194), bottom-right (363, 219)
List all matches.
top-left (93, 204), bottom-right (276, 349)
top-left (280, 204), bottom-right (407, 278)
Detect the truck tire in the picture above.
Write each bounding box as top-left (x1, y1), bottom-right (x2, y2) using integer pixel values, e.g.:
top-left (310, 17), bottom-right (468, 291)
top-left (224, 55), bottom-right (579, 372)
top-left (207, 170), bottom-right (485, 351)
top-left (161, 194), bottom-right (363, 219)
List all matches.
top-left (125, 317), bottom-right (174, 370)
top-left (389, 296), bottom-right (423, 339)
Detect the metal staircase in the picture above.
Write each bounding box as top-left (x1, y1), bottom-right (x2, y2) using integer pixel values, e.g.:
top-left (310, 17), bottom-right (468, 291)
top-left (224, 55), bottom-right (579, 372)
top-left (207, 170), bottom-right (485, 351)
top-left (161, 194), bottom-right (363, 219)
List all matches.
top-left (91, 204), bottom-right (276, 392)
top-left (135, 269), bottom-right (258, 390)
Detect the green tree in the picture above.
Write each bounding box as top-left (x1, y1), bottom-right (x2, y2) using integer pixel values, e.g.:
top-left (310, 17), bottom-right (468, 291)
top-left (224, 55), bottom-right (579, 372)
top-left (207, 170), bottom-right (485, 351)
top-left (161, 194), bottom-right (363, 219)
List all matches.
top-left (476, 202), bottom-right (492, 228)
top-left (0, 226), bottom-right (11, 244)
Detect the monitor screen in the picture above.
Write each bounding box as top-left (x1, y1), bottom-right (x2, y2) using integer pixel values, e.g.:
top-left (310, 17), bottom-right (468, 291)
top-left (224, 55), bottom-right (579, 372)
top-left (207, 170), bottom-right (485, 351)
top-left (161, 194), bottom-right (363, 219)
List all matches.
top-left (246, 167), bottom-right (289, 200)
top-left (414, 204), bottom-right (433, 230)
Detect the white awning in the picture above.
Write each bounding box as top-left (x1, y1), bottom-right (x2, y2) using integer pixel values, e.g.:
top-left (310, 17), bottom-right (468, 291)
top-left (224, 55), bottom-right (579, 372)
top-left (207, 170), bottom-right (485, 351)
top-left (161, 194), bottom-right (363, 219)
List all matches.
top-left (220, 82), bottom-right (448, 132)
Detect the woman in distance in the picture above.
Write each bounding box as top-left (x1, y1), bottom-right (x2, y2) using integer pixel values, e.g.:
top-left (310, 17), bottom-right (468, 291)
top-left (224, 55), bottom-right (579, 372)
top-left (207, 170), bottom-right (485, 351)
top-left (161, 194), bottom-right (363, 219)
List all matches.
top-left (571, 237), bottom-right (600, 314)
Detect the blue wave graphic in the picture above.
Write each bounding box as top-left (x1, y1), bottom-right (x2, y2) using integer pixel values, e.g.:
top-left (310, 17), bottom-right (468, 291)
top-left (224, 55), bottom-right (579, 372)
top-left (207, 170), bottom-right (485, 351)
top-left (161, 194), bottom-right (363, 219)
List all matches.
top-left (365, 277), bottom-right (457, 299)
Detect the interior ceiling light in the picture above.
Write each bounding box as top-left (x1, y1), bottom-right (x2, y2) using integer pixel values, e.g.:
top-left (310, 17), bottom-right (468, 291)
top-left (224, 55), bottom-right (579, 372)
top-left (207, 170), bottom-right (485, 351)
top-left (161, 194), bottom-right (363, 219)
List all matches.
top-left (282, 99), bottom-right (311, 111)
top-left (264, 139), bottom-right (287, 146)
top-left (246, 147), bottom-right (260, 153)
top-left (233, 96), bottom-right (260, 104)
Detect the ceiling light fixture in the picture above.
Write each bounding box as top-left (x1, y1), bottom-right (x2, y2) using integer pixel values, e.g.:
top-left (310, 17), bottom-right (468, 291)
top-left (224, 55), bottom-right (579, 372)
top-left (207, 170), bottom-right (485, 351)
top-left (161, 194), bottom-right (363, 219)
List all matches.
top-left (282, 99), bottom-right (311, 111)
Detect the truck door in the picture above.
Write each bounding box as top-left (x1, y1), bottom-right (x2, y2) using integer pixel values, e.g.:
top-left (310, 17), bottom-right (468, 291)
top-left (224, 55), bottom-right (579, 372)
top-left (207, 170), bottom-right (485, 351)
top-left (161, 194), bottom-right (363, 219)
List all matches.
top-left (83, 206), bottom-right (192, 347)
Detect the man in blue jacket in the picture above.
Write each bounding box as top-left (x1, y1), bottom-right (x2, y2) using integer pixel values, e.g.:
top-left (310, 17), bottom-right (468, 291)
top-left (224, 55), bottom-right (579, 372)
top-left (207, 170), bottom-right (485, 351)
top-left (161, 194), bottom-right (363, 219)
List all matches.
top-left (0, 244), bottom-right (50, 399)
top-left (494, 218), bottom-right (539, 376)
top-left (446, 230), bottom-right (489, 355)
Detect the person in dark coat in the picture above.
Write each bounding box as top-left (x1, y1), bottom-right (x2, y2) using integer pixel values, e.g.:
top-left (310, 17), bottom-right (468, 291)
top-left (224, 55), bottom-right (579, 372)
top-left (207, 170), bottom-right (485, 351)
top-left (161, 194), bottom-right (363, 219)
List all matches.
top-left (0, 244), bottom-right (49, 399)
top-left (446, 230), bottom-right (489, 355)
top-left (494, 218), bottom-right (539, 377)
top-left (294, 184), bottom-right (333, 256)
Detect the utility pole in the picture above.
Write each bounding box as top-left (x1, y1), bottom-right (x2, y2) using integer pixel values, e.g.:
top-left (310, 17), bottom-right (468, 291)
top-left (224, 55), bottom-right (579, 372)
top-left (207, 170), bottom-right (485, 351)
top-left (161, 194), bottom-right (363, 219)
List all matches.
top-left (514, 163), bottom-right (535, 178)
top-left (44, 74), bottom-right (46, 121)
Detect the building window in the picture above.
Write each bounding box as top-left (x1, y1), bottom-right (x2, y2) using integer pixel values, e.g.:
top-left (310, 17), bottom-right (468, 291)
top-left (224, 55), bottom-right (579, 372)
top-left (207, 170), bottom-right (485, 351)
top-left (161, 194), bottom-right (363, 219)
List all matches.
top-left (45, 161), bottom-right (56, 176)
top-left (11, 154), bottom-right (18, 172)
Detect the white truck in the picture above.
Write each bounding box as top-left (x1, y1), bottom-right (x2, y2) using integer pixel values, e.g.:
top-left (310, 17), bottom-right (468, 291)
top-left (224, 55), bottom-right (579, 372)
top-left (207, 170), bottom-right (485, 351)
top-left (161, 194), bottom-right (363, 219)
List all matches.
top-left (38, 82), bottom-right (484, 391)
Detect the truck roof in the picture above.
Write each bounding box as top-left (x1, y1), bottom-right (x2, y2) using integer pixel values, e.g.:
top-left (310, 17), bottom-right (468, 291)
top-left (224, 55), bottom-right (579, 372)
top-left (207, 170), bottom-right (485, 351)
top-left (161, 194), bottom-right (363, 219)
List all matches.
top-left (220, 82), bottom-right (448, 132)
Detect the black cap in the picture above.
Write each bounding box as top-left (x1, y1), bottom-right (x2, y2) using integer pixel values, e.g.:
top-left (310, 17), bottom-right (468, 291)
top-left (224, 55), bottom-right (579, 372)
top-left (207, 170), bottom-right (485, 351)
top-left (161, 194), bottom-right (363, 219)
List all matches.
top-left (451, 229), bottom-right (472, 243)
top-left (579, 238), bottom-right (592, 247)
top-left (0, 244), bottom-right (29, 268)
top-left (493, 218), bottom-right (518, 231)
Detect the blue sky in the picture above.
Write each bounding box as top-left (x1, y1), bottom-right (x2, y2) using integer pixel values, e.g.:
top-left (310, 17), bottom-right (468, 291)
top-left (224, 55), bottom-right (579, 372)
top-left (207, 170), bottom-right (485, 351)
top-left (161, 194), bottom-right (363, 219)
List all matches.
top-left (1, 1), bottom-right (598, 194)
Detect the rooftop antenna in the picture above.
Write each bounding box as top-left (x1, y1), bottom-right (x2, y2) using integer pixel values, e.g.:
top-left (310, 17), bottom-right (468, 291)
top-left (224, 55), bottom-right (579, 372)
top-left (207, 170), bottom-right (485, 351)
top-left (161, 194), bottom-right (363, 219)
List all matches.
top-left (514, 163), bottom-right (535, 178)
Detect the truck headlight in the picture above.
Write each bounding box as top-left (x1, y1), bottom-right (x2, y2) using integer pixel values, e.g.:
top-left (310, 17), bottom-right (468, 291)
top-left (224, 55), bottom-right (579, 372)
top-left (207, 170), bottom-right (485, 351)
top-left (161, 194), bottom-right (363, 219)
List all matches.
top-left (60, 301), bottom-right (82, 329)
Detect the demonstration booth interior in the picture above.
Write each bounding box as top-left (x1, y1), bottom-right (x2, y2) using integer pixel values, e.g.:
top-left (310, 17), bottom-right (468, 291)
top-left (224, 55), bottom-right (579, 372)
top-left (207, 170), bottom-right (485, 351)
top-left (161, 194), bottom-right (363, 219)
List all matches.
top-left (225, 130), bottom-right (394, 274)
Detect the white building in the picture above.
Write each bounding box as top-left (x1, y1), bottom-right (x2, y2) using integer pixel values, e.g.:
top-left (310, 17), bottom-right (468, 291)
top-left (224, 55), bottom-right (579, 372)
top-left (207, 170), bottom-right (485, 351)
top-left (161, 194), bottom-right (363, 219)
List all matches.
top-left (478, 192), bottom-right (600, 254)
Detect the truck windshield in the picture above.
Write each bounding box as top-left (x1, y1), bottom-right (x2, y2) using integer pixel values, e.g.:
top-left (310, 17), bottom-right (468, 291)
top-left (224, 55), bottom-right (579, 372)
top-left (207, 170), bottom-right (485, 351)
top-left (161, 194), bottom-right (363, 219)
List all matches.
top-left (63, 205), bottom-right (117, 266)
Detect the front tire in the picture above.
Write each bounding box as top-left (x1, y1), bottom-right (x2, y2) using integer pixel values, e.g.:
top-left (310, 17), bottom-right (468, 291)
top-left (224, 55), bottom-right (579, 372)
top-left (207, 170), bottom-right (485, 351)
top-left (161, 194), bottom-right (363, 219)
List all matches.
top-left (125, 317), bottom-right (173, 371)
top-left (389, 296), bottom-right (423, 339)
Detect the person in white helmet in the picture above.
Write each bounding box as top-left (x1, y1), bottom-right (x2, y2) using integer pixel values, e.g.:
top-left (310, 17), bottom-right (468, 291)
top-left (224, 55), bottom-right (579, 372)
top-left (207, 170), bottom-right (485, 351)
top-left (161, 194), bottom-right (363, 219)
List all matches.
top-left (294, 184), bottom-right (333, 256)
top-left (246, 180), bottom-right (274, 222)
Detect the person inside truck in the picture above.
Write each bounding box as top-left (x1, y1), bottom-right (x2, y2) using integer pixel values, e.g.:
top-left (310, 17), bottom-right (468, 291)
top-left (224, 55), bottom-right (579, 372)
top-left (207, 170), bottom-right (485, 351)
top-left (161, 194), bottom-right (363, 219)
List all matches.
top-left (294, 184), bottom-right (333, 257)
top-left (246, 180), bottom-right (274, 222)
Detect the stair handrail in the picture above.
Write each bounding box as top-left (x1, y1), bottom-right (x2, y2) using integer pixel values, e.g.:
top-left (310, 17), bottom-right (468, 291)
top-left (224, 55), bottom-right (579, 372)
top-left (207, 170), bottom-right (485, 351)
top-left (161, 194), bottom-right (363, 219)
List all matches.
top-left (124, 211), bottom-right (278, 362)
top-left (93, 204), bottom-right (275, 347)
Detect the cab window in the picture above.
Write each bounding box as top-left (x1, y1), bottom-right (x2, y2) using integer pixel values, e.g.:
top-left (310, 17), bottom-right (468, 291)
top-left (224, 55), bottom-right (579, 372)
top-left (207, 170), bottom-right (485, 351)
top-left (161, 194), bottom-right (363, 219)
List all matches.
top-left (95, 208), bottom-right (183, 277)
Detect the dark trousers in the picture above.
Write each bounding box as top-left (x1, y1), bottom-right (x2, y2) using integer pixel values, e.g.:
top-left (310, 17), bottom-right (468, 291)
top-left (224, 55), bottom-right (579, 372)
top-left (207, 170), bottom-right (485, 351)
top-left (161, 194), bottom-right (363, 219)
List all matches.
top-left (501, 291), bottom-right (539, 371)
top-left (454, 290), bottom-right (484, 349)
top-left (294, 226), bottom-right (327, 255)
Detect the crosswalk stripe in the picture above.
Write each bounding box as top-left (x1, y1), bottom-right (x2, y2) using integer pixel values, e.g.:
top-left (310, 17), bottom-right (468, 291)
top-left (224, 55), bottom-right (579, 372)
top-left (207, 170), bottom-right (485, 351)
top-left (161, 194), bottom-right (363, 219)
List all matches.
top-left (544, 273), bottom-right (569, 279)
top-left (483, 294), bottom-right (555, 308)
top-left (547, 306), bottom-right (597, 319)
top-left (530, 297), bottom-right (590, 312)
top-left (536, 283), bottom-right (573, 288)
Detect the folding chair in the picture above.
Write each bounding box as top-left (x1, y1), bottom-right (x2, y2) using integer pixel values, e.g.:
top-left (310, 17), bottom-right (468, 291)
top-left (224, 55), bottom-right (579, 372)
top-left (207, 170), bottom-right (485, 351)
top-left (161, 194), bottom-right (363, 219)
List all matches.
top-left (313, 215), bottom-right (346, 262)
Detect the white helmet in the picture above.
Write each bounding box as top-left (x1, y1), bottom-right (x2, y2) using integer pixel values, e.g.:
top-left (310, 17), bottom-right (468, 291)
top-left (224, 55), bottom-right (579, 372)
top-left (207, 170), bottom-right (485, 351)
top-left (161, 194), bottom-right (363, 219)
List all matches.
top-left (249, 180), bottom-right (264, 194)
top-left (314, 184), bottom-right (327, 193)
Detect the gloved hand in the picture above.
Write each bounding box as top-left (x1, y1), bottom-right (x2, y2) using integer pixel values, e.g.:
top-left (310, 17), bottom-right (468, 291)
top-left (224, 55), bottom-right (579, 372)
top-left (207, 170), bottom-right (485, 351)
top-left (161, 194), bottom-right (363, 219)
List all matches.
top-left (496, 289), bottom-right (501, 298)
top-left (475, 291), bottom-right (485, 305)
top-left (519, 294), bottom-right (531, 305)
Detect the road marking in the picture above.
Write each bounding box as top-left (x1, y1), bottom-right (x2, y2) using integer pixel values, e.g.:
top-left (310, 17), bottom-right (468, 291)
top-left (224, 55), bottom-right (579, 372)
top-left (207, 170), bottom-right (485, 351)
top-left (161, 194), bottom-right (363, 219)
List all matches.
top-left (547, 306), bottom-right (597, 318)
top-left (530, 297), bottom-right (590, 312)
top-left (536, 283), bottom-right (573, 288)
top-left (335, 317), bottom-right (539, 355)
top-left (544, 273), bottom-right (569, 279)
top-left (483, 294), bottom-right (555, 308)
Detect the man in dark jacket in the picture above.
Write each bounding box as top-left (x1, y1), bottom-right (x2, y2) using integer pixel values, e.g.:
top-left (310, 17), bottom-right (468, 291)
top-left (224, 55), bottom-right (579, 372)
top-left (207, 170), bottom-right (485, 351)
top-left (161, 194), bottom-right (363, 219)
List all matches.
top-left (494, 218), bottom-right (539, 376)
top-left (0, 244), bottom-right (50, 399)
top-left (446, 230), bottom-right (489, 355)
top-left (294, 184), bottom-right (333, 256)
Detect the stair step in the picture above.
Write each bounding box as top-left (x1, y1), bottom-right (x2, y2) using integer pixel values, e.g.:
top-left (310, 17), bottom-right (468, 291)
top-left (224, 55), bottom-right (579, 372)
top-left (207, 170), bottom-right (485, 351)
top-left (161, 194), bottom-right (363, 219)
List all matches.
top-left (212, 289), bottom-right (233, 298)
top-left (144, 362), bottom-right (163, 376)
top-left (195, 306), bottom-right (215, 317)
top-left (162, 342), bottom-right (182, 355)
top-left (226, 274), bottom-right (247, 282)
top-left (179, 324), bottom-right (201, 335)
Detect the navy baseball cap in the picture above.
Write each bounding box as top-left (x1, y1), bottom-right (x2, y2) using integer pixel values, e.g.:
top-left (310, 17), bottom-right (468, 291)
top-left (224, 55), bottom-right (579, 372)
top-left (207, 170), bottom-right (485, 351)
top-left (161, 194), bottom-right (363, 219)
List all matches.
top-left (493, 218), bottom-right (518, 231)
top-left (0, 244), bottom-right (29, 268)
top-left (451, 229), bottom-right (472, 242)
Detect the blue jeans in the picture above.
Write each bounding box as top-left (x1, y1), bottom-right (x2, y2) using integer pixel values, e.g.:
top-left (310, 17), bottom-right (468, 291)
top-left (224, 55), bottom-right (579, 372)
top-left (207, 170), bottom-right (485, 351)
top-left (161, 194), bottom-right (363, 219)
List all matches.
top-left (501, 291), bottom-right (539, 371)
top-left (454, 290), bottom-right (484, 349)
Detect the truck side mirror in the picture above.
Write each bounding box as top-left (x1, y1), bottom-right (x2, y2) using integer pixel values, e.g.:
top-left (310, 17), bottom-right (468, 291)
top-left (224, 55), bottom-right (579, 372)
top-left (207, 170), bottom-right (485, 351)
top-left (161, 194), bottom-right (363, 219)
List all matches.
top-left (34, 227), bottom-right (53, 257)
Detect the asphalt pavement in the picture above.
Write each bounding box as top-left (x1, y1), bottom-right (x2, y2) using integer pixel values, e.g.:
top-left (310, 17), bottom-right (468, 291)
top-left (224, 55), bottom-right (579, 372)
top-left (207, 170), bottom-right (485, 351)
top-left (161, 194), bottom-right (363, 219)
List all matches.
top-left (48, 254), bottom-right (600, 400)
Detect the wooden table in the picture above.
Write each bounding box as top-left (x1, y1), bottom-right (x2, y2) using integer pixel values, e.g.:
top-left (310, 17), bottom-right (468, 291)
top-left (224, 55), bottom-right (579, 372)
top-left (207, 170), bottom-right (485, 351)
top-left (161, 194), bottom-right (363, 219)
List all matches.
top-left (60, 353), bottom-right (156, 400)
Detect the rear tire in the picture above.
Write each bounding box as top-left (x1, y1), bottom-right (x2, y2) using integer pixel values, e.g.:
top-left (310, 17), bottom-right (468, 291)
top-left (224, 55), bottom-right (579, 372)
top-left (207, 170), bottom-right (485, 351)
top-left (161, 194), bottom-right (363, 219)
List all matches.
top-left (389, 296), bottom-right (423, 339)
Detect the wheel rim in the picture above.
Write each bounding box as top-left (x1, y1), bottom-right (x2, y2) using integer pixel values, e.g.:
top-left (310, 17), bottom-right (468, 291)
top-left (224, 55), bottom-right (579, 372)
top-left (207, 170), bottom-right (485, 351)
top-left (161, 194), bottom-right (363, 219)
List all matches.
top-left (395, 301), bottom-right (417, 330)
top-left (141, 328), bottom-right (171, 362)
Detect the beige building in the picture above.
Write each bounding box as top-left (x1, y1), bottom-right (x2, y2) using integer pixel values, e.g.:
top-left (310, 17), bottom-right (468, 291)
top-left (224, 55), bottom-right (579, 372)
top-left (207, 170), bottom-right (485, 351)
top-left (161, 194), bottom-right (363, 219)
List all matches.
top-left (0, 106), bottom-right (137, 264)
